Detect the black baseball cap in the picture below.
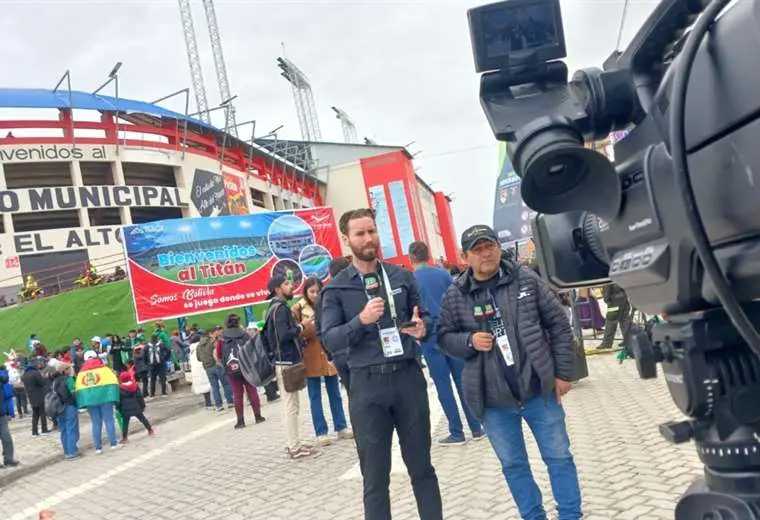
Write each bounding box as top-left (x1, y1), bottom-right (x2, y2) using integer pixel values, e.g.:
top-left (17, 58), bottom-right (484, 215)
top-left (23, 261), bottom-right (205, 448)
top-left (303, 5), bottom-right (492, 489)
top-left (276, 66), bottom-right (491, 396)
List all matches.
top-left (267, 274), bottom-right (287, 298)
top-left (461, 225), bottom-right (499, 252)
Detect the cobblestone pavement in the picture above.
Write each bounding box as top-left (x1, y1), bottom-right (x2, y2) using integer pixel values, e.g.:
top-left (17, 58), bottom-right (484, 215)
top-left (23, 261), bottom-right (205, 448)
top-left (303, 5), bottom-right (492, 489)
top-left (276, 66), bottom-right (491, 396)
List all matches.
top-left (0, 355), bottom-right (702, 520)
top-left (0, 387), bottom-right (204, 486)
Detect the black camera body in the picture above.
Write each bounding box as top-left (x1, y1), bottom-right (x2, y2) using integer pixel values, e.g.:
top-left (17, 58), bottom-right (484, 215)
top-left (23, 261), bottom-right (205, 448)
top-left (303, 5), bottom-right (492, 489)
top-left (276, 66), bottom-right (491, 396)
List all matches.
top-left (469, 1), bottom-right (760, 517)
top-left (471, 0), bottom-right (760, 317)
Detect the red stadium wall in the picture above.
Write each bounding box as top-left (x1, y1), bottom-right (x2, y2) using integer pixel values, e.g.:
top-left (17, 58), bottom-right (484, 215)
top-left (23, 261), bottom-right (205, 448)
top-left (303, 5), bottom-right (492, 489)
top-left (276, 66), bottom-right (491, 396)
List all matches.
top-left (434, 192), bottom-right (459, 266)
top-left (360, 151), bottom-right (425, 268)
top-left (359, 150), bottom-right (458, 268)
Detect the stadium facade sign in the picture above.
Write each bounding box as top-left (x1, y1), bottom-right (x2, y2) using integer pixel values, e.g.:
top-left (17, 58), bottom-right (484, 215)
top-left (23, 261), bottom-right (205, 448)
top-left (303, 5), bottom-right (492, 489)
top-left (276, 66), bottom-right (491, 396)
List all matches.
top-left (0, 145), bottom-right (108, 162)
top-left (7, 225), bottom-right (122, 255)
top-left (0, 185), bottom-right (186, 213)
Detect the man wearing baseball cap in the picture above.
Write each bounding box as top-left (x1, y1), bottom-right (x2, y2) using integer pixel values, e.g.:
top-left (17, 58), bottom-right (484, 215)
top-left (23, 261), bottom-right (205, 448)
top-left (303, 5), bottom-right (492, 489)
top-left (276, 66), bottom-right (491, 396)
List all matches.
top-left (437, 224), bottom-right (582, 520)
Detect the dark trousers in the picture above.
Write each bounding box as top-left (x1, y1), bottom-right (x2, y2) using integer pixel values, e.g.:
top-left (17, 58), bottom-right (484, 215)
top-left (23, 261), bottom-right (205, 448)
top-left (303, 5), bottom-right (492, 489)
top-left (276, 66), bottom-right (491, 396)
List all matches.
top-left (123, 412), bottom-right (151, 438)
top-left (149, 365), bottom-right (167, 397)
top-left (228, 373), bottom-right (262, 424)
top-left (350, 362), bottom-right (442, 520)
top-left (601, 299), bottom-right (632, 348)
top-left (138, 371), bottom-right (149, 397)
top-left (14, 388), bottom-right (28, 417)
top-left (31, 406), bottom-right (49, 435)
top-left (336, 360), bottom-right (351, 393)
top-left (264, 380), bottom-right (280, 402)
top-left (0, 416), bottom-right (14, 465)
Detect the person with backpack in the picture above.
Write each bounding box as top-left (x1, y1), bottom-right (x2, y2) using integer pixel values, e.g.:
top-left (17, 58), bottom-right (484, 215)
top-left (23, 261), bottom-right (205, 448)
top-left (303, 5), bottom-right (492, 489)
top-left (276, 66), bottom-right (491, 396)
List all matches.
top-left (197, 326), bottom-right (233, 412)
top-left (117, 371), bottom-right (155, 443)
top-left (220, 314), bottom-right (265, 429)
top-left (145, 335), bottom-right (170, 398)
top-left (266, 274), bottom-right (316, 460)
top-left (49, 362), bottom-right (79, 460)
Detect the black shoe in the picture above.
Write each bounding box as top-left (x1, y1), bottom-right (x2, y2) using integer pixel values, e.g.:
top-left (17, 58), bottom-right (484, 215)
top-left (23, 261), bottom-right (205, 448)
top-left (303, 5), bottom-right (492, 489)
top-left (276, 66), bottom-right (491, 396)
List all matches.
top-left (255, 415), bottom-right (266, 424)
top-left (267, 395), bottom-right (280, 403)
top-left (472, 430), bottom-right (487, 441)
top-left (3, 461), bottom-right (20, 468)
top-left (234, 422), bottom-right (246, 429)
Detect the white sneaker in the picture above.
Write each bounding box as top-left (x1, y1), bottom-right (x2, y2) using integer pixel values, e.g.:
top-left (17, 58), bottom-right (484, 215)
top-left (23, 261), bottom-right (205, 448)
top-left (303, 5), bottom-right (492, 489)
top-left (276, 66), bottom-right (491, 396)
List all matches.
top-left (95, 449), bottom-right (103, 455)
top-left (317, 435), bottom-right (332, 447)
top-left (110, 444), bottom-right (122, 451)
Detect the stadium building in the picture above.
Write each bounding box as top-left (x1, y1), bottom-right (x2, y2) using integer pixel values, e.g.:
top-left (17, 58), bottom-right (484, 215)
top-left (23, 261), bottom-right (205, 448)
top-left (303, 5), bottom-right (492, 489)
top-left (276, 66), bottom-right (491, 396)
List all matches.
top-left (0, 88), bottom-right (457, 302)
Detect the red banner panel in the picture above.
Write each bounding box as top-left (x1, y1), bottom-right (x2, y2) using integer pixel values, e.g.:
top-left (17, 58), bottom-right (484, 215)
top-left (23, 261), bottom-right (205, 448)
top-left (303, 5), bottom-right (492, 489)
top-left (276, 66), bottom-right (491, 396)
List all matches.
top-left (122, 207), bottom-right (341, 322)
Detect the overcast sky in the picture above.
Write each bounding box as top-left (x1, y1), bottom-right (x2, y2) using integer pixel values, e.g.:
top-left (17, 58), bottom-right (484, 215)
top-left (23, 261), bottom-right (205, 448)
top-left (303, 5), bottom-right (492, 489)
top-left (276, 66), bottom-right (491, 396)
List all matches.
top-left (0, 0), bottom-right (658, 233)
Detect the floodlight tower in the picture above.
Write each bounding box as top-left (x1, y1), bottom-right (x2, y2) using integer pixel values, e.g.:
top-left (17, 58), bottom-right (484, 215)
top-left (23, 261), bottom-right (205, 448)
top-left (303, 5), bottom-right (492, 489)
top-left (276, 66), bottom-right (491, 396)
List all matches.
top-left (178, 0), bottom-right (210, 123)
top-left (201, 0), bottom-right (238, 136)
top-left (276, 56), bottom-right (322, 142)
top-left (331, 106), bottom-right (358, 144)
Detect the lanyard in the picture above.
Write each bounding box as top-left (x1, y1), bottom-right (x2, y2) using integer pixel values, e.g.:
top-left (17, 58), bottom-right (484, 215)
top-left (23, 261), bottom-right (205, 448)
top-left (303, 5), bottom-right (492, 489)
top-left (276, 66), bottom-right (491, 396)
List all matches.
top-left (380, 264), bottom-right (398, 322)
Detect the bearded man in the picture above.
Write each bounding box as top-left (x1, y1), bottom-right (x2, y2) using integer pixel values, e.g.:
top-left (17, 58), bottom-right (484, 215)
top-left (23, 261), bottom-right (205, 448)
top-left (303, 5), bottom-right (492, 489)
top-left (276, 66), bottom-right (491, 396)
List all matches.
top-left (320, 208), bottom-right (442, 520)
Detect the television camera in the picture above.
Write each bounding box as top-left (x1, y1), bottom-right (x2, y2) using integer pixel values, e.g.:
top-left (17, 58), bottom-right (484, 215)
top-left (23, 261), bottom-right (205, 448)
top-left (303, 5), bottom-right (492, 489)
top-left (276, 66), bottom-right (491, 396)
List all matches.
top-left (468, 0), bottom-right (760, 517)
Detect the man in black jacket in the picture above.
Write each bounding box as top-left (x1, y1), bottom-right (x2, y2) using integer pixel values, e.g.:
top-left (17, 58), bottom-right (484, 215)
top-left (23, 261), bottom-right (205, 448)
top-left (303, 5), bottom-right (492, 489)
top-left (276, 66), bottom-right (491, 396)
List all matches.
top-left (321, 208), bottom-right (441, 520)
top-left (265, 274), bottom-right (314, 459)
top-left (316, 256), bottom-right (352, 391)
top-left (437, 225), bottom-right (582, 520)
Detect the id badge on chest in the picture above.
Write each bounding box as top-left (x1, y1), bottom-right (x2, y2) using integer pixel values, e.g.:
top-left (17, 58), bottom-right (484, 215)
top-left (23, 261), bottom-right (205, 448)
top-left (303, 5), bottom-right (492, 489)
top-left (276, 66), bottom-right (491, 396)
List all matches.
top-left (496, 334), bottom-right (515, 366)
top-left (380, 327), bottom-right (404, 358)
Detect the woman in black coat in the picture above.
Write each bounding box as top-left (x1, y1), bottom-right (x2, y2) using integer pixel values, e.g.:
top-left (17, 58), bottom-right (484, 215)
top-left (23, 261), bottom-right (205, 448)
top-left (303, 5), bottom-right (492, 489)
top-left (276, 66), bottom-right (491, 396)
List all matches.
top-left (20, 359), bottom-right (49, 436)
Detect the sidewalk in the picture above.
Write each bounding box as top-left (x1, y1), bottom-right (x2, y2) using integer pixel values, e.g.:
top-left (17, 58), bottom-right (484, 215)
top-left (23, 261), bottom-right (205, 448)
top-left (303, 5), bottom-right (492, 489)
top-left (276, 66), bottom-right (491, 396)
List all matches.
top-left (0, 387), bottom-right (205, 487)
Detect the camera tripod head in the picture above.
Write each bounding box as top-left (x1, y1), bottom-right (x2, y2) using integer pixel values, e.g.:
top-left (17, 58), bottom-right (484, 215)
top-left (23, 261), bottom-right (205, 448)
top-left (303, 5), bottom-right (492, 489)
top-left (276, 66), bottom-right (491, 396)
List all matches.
top-left (630, 306), bottom-right (760, 518)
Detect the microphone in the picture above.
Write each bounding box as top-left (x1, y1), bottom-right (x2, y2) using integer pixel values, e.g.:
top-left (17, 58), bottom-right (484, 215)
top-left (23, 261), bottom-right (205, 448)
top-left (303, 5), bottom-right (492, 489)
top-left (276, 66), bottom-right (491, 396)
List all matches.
top-left (473, 303), bottom-right (489, 332)
top-left (363, 273), bottom-right (381, 299)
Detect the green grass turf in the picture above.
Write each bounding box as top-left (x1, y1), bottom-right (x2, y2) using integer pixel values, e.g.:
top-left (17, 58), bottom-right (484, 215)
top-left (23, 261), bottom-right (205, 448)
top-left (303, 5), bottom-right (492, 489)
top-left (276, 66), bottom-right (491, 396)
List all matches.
top-left (0, 281), bottom-right (271, 357)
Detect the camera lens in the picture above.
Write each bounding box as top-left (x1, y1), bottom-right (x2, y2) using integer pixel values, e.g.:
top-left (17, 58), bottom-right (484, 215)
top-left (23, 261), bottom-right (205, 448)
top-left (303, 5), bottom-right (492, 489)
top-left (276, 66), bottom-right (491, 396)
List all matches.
top-left (514, 124), bottom-right (621, 221)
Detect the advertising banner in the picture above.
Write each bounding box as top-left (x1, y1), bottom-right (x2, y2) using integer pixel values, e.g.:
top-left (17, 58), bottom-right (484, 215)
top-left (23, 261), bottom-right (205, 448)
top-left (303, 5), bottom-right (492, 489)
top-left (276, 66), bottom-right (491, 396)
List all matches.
top-left (122, 207), bottom-right (341, 322)
top-left (493, 143), bottom-right (535, 248)
top-left (223, 173), bottom-right (249, 215)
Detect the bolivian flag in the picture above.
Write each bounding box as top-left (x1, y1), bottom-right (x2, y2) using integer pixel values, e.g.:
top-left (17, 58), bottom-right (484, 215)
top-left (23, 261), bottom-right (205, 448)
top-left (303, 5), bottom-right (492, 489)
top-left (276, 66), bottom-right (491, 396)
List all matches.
top-left (75, 366), bottom-right (119, 408)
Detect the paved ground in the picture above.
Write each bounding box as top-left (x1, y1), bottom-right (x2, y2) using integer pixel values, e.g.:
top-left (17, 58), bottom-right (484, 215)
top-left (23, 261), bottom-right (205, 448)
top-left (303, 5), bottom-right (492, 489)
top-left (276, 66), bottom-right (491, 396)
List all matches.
top-left (0, 385), bottom-right (204, 487)
top-left (0, 354), bottom-right (701, 520)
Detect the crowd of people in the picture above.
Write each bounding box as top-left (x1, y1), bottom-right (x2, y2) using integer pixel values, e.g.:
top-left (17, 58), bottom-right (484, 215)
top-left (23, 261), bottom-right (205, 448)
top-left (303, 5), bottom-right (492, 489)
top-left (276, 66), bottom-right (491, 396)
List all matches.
top-left (1, 207), bottom-right (606, 520)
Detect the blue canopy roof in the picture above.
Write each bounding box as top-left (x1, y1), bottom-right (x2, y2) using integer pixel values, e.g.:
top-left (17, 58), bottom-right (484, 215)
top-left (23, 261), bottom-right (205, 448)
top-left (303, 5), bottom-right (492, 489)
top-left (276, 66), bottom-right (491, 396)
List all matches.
top-left (0, 88), bottom-right (216, 130)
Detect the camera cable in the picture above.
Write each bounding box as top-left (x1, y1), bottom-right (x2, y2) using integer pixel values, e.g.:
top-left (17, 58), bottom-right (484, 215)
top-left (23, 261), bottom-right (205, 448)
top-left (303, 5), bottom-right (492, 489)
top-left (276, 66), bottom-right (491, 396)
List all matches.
top-left (669, 0), bottom-right (760, 354)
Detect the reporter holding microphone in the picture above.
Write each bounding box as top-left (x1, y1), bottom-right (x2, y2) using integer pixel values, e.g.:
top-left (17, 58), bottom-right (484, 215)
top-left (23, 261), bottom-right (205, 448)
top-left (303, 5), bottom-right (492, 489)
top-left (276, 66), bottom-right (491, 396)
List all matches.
top-left (437, 225), bottom-right (581, 520)
top-left (320, 208), bottom-right (443, 520)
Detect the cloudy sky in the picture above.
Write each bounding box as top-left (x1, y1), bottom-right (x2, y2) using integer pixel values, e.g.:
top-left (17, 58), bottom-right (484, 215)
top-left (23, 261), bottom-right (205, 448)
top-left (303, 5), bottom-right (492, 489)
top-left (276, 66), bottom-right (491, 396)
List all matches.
top-left (0, 0), bottom-right (658, 232)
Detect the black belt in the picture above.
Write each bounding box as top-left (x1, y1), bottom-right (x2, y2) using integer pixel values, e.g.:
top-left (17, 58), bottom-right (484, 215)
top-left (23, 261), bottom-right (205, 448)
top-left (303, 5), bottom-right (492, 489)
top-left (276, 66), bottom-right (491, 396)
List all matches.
top-left (360, 359), bottom-right (417, 375)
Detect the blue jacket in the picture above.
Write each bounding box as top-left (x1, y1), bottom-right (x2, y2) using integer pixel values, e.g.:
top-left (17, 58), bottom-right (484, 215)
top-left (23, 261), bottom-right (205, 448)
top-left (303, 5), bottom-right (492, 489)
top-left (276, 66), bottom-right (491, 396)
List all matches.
top-left (413, 265), bottom-right (454, 323)
top-left (0, 369), bottom-right (8, 416)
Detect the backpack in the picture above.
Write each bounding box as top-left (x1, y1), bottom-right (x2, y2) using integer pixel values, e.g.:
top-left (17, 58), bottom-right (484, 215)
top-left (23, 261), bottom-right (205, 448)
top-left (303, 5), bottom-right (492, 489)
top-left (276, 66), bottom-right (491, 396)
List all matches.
top-left (222, 335), bottom-right (246, 376)
top-left (44, 384), bottom-right (65, 417)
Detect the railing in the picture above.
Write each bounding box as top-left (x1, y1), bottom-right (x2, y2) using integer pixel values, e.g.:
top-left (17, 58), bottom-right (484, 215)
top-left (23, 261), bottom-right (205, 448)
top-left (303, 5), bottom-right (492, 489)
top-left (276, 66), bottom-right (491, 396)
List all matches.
top-left (0, 251), bottom-right (127, 307)
top-left (0, 110), bottom-right (322, 204)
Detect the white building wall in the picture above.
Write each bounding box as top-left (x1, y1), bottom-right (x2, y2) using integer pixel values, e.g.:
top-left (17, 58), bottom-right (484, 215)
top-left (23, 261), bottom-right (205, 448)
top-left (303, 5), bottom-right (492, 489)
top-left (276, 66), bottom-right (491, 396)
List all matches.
top-left (0, 143), bottom-right (313, 291)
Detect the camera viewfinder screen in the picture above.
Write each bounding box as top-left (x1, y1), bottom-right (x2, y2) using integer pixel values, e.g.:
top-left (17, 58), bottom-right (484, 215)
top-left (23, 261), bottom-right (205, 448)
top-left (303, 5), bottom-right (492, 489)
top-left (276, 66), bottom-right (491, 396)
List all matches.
top-left (483, 2), bottom-right (559, 58)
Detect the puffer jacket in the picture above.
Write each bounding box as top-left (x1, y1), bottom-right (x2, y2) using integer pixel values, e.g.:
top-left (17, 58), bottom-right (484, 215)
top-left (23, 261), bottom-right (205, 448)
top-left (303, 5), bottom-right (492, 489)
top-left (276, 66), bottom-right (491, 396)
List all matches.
top-left (437, 258), bottom-right (574, 420)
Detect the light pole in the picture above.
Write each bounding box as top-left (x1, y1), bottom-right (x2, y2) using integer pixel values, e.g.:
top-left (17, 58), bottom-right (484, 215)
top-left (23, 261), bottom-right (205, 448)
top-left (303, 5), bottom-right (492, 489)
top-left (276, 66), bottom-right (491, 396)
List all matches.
top-left (93, 62), bottom-right (123, 155)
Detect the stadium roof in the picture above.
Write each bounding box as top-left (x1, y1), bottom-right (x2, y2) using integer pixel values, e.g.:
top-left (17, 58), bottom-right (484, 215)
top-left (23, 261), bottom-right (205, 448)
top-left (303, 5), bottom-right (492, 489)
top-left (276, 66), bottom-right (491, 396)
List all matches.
top-left (0, 88), bottom-right (215, 130)
top-left (0, 88), bottom-right (319, 179)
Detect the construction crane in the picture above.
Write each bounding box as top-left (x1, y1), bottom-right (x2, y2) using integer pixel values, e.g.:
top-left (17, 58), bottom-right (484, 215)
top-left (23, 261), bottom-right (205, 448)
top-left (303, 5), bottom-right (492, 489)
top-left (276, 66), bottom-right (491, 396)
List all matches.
top-left (201, 0), bottom-right (238, 137)
top-left (177, 0), bottom-right (210, 123)
top-left (277, 56), bottom-right (322, 142)
top-left (331, 106), bottom-right (358, 144)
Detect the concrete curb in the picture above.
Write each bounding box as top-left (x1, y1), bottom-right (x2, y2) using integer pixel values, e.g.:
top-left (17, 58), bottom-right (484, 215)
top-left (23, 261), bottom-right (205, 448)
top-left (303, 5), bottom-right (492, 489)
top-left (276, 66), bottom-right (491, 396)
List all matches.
top-left (0, 400), bottom-right (202, 488)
